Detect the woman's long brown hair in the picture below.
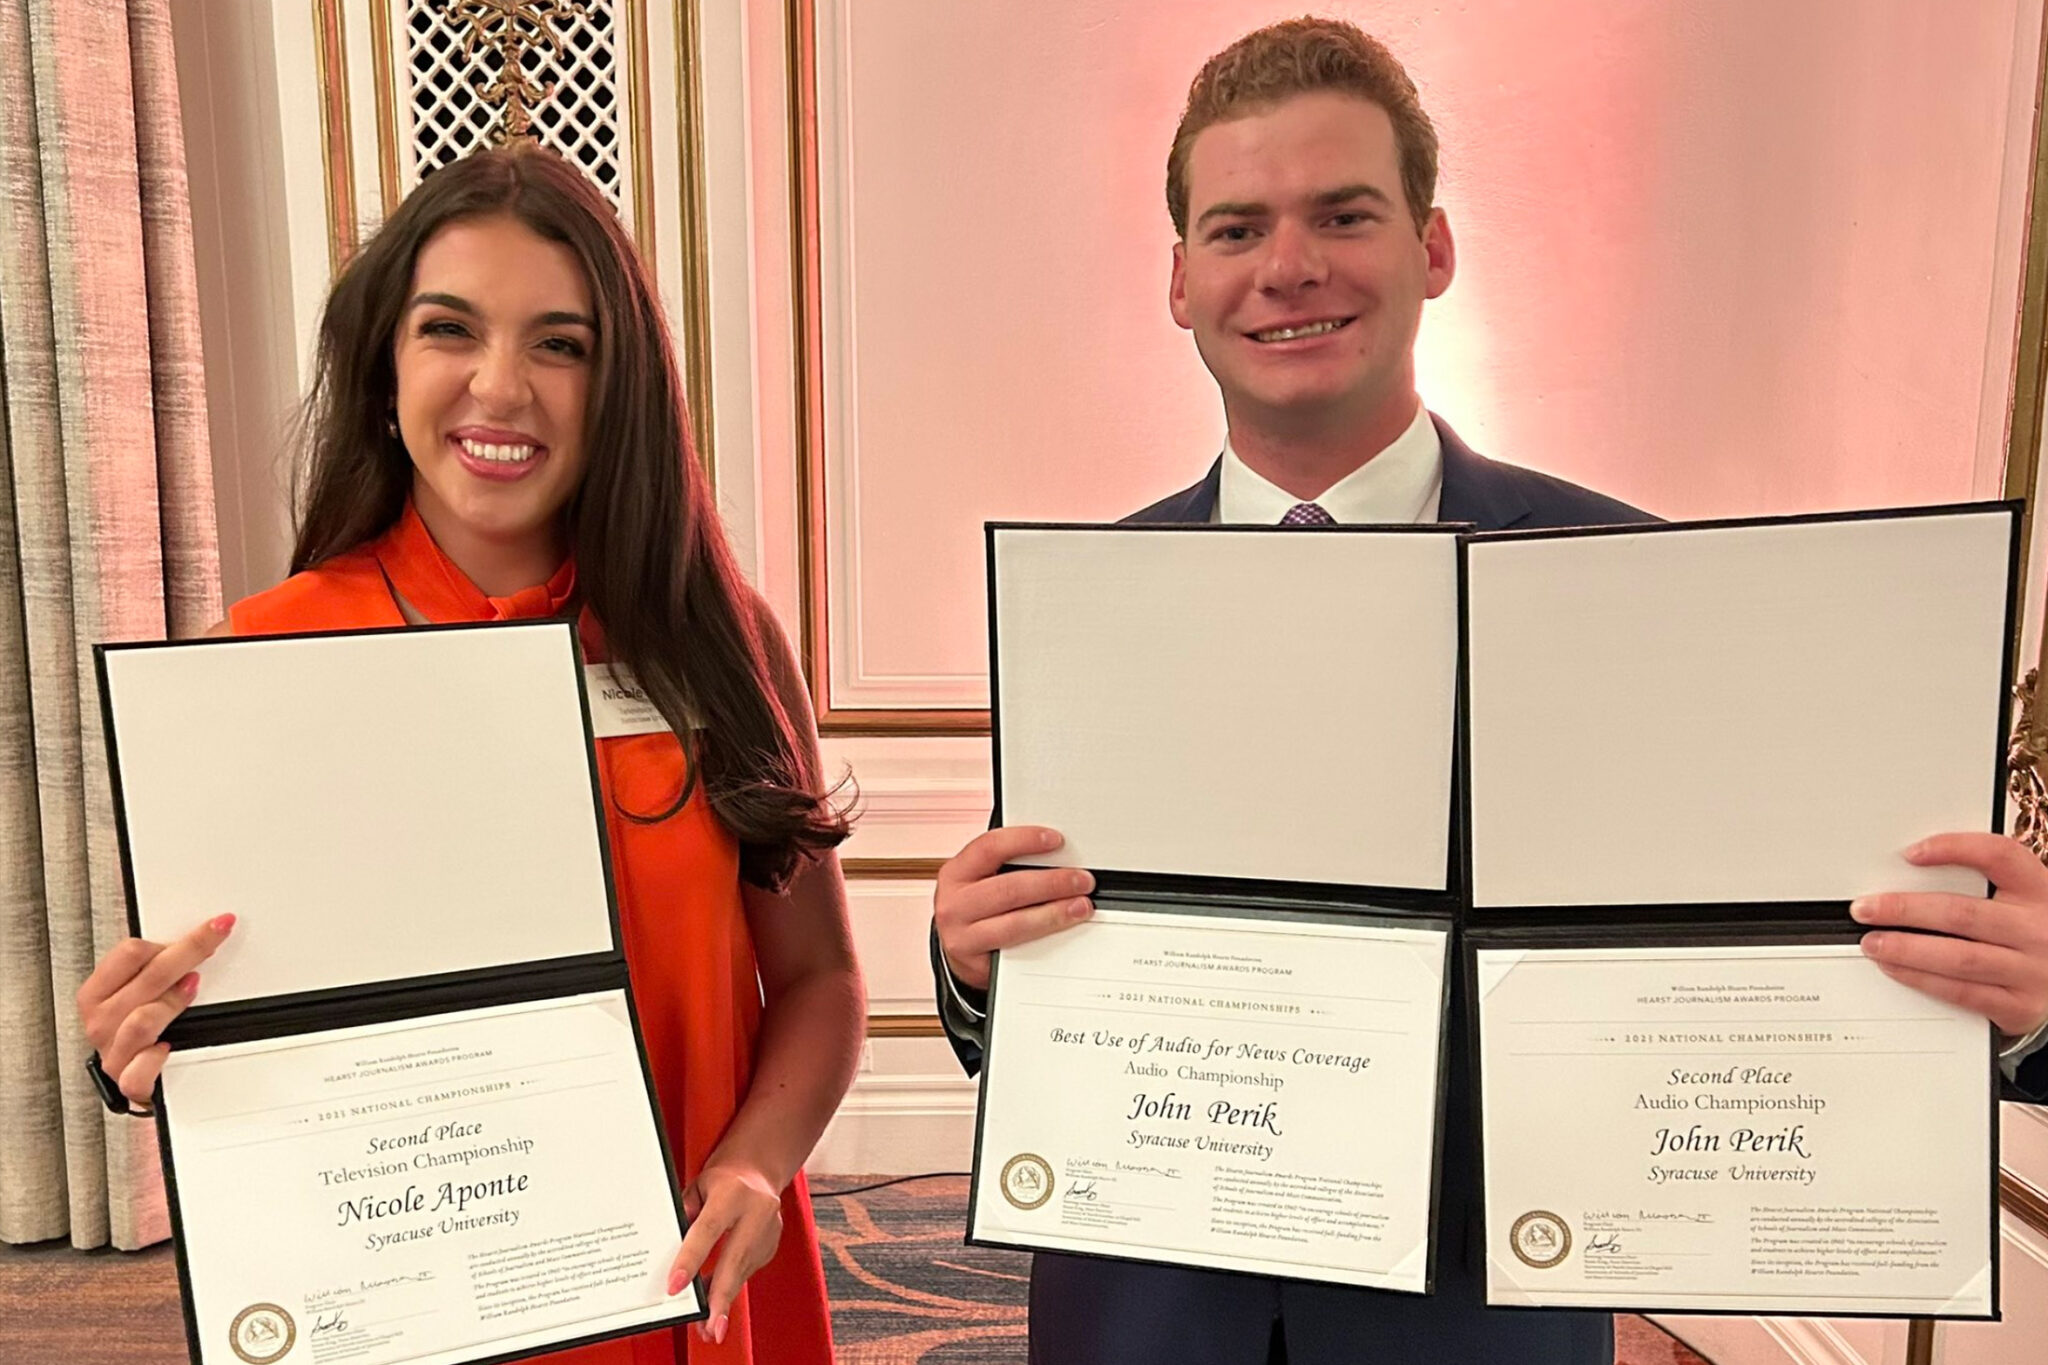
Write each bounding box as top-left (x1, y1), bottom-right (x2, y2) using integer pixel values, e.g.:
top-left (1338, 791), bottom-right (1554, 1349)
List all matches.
top-left (291, 143), bottom-right (849, 889)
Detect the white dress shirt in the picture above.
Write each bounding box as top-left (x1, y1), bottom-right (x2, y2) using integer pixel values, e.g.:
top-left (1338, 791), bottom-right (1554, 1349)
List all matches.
top-left (1217, 401), bottom-right (1444, 525)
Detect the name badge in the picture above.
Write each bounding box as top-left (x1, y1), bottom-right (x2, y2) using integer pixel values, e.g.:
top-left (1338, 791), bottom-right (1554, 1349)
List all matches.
top-left (585, 664), bottom-right (672, 738)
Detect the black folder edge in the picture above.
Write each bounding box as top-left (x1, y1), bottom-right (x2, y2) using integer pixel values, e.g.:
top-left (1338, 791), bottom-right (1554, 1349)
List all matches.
top-left (93, 619), bottom-right (707, 1365)
top-left (964, 894), bottom-right (1455, 1296)
top-left (966, 521), bottom-right (1470, 1292)
top-left (1455, 500), bottom-right (2022, 1321)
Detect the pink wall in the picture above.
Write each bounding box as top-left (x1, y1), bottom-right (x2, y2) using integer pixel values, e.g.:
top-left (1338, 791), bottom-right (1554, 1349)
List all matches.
top-left (800, 0), bottom-right (2041, 699)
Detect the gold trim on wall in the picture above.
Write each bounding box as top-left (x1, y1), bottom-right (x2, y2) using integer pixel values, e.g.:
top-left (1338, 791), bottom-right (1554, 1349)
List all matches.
top-left (312, 0), bottom-right (359, 272)
top-left (788, 0), bottom-right (827, 721)
top-left (623, 0), bottom-right (656, 262)
top-left (1903, 1318), bottom-right (1936, 1365)
top-left (367, 0), bottom-right (403, 217)
top-left (2006, 10), bottom-right (2048, 677)
top-left (1998, 16), bottom-right (2048, 1293)
top-left (672, 0), bottom-right (716, 476)
top-left (842, 857), bottom-right (945, 880)
top-left (786, 0), bottom-right (990, 736)
top-left (2005, 1167), bottom-right (2048, 1238)
top-left (369, 0), bottom-right (401, 214)
top-left (867, 1014), bottom-right (945, 1039)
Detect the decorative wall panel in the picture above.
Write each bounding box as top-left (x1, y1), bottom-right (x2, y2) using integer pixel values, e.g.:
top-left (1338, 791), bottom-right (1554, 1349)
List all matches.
top-left (788, 0), bottom-right (2048, 734)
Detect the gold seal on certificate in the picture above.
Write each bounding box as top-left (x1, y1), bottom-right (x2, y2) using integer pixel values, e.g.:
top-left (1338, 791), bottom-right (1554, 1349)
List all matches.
top-left (1000, 1154), bottom-right (1055, 1210)
top-left (1508, 1211), bottom-right (1571, 1270)
top-left (227, 1304), bottom-right (295, 1364)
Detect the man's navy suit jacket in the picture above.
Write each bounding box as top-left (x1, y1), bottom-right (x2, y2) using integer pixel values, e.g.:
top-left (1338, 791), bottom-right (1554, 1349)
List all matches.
top-left (935, 416), bottom-right (2046, 1364)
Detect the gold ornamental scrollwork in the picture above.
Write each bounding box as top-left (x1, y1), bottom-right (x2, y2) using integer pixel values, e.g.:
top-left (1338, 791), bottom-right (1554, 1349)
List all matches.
top-left (447, 0), bottom-right (592, 143)
top-left (2011, 668), bottom-right (2048, 861)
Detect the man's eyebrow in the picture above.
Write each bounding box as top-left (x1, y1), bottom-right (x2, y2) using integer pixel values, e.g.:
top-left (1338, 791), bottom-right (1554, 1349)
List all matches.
top-left (1193, 200), bottom-right (1267, 232)
top-left (1314, 183), bottom-right (1393, 210)
top-left (407, 292), bottom-right (596, 329)
top-left (1193, 183), bottom-right (1396, 232)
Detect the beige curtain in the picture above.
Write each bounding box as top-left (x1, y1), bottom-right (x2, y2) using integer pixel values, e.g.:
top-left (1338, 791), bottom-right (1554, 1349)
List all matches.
top-left (0, 0), bottom-right (219, 1250)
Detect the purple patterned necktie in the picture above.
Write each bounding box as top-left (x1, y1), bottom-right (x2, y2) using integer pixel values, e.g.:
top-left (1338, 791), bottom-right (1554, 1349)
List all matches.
top-left (1279, 501), bottom-right (1336, 527)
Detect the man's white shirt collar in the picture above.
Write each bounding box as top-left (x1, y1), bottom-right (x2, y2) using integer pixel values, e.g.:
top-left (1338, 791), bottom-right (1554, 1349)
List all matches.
top-left (1217, 403), bottom-right (1444, 525)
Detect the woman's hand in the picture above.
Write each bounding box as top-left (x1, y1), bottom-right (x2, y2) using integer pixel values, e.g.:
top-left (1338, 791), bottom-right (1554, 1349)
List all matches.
top-left (75, 914), bottom-right (237, 1109)
top-left (666, 1159), bottom-right (785, 1345)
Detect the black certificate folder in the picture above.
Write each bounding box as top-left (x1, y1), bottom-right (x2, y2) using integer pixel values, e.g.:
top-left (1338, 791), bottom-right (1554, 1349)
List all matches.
top-left (968, 524), bottom-right (1462, 1293)
top-left (1462, 503), bottom-right (2019, 1319)
top-left (96, 621), bottom-right (702, 1365)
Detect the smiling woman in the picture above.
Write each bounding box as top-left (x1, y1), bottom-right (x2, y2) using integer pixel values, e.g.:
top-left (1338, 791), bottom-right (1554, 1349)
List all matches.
top-left (391, 216), bottom-right (596, 591)
top-left (72, 144), bottom-right (864, 1365)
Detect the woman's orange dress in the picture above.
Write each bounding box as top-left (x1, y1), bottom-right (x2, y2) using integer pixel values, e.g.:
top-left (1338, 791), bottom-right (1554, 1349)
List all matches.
top-left (228, 505), bottom-right (836, 1365)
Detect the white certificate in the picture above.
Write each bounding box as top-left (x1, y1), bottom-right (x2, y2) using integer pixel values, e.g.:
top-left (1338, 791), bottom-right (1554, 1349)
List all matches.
top-left (1463, 509), bottom-right (2013, 910)
top-left (160, 991), bottom-right (697, 1365)
top-left (1477, 944), bottom-right (1993, 1316)
top-left (971, 908), bottom-right (1449, 1290)
top-left (991, 525), bottom-right (1461, 892)
top-left (100, 623), bottom-right (616, 1007)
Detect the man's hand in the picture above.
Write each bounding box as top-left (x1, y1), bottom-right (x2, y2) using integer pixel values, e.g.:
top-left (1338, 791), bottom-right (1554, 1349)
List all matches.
top-left (934, 826), bottom-right (1096, 991)
top-left (1854, 832), bottom-right (2048, 1039)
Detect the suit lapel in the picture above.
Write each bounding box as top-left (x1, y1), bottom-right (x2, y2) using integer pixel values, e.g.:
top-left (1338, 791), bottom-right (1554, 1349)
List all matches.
top-left (1433, 415), bottom-right (1530, 533)
top-left (1131, 458), bottom-right (1221, 524)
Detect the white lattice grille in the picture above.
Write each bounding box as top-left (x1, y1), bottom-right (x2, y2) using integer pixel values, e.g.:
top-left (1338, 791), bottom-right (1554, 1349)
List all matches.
top-left (405, 0), bottom-right (624, 205)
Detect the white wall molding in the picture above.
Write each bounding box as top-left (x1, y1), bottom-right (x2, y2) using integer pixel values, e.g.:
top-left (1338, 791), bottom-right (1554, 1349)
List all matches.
top-left (845, 878), bottom-right (942, 1015)
top-left (2005, 1208), bottom-right (2048, 1271)
top-left (808, 1039), bottom-right (977, 1176)
top-left (825, 735), bottom-right (994, 860)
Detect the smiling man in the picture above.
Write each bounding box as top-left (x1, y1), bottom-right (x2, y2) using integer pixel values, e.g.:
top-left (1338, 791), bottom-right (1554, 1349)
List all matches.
top-left (1167, 83), bottom-right (1449, 503)
top-left (929, 17), bottom-right (2048, 1365)
top-left (1149, 20), bottom-right (1645, 532)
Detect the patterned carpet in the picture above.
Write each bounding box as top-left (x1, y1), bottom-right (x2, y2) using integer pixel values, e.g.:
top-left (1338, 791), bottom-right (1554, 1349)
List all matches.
top-left (811, 1174), bottom-right (1712, 1364)
top-left (813, 1175), bottom-right (1030, 1363)
top-left (0, 1174), bottom-right (1710, 1363)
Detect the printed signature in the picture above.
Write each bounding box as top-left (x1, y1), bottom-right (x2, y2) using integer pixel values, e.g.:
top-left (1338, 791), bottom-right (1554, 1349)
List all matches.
top-left (1063, 1180), bottom-right (1101, 1203)
top-left (1586, 1234), bottom-right (1624, 1255)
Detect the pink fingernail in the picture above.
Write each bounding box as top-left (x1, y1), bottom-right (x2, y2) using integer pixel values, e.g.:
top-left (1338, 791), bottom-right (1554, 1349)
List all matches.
top-left (1068, 898), bottom-right (1093, 920)
top-left (1849, 898), bottom-right (1874, 922)
top-left (179, 973), bottom-right (201, 996)
top-left (209, 914), bottom-right (236, 934)
top-left (713, 1314), bottom-right (727, 1344)
top-left (666, 1270), bottom-right (684, 1296)
top-left (1040, 829), bottom-right (1060, 850)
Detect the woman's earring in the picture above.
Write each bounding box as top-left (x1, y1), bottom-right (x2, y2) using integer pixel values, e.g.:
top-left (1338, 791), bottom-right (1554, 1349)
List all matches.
top-left (385, 410), bottom-right (401, 440)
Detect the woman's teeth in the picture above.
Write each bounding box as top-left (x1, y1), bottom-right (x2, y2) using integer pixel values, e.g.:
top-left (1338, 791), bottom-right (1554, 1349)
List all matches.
top-left (459, 438), bottom-right (538, 463)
